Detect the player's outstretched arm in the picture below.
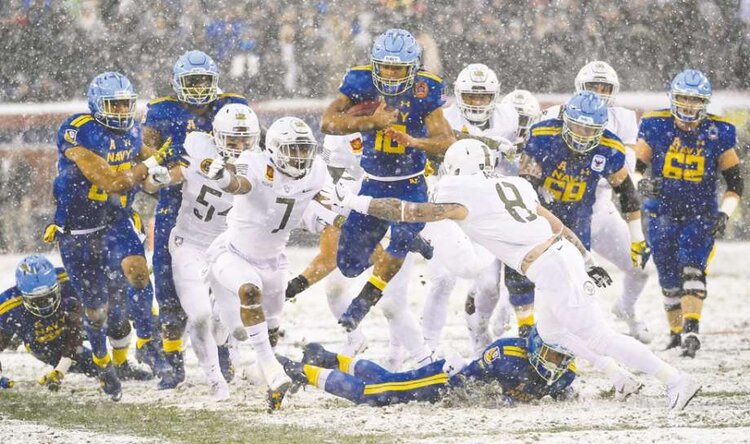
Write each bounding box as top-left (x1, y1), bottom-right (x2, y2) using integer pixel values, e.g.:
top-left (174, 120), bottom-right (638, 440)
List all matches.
top-left (386, 107), bottom-right (455, 155)
top-left (65, 138), bottom-right (172, 194)
top-left (366, 198), bottom-right (468, 223)
top-left (321, 94), bottom-right (396, 135)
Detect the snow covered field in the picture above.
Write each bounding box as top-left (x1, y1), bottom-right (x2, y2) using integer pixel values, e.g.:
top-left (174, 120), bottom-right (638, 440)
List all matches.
top-left (1, 242), bottom-right (749, 443)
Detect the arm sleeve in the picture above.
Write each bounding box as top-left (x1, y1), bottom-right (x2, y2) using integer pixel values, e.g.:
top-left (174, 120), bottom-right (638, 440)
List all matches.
top-left (612, 175), bottom-right (641, 213)
top-left (722, 165), bottom-right (743, 196)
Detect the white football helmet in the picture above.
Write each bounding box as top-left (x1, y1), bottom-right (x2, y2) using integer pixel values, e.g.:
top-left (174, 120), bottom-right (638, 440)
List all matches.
top-left (574, 61), bottom-right (619, 106)
top-left (212, 104), bottom-right (260, 161)
top-left (454, 63), bottom-right (500, 124)
top-left (501, 89), bottom-right (541, 140)
top-left (440, 139), bottom-right (495, 176)
top-left (265, 117), bottom-right (317, 178)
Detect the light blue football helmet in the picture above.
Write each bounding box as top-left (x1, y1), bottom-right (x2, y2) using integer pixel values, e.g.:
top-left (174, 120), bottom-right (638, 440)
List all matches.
top-left (15, 255), bottom-right (61, 318)
top-left (370, 29), bottom-right (422, 96)
top-left (172, 50), bottom-right (219, 105)
top-left (527, 325), bottom-right (575, 385)
top-left (670, 69), bottom-right (712, 123)
top-left (87, 72), bottom-right (137, 130)
top-left (562, 90), bottom-right (608, 153)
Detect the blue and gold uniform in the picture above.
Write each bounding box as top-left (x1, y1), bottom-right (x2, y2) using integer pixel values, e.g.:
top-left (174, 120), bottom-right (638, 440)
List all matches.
top-left (336, 65), bottom-right (445, 275)
top-left (525, 119), bottom-right (626, 248)
top-left (638, 110), bottom-right (736, 292)
top-left (301, 338), bottom-right (575, 406)
top-left (143, 93), bottom-right (247, 326)
top-left (0, 269), bottom-right (97, 377)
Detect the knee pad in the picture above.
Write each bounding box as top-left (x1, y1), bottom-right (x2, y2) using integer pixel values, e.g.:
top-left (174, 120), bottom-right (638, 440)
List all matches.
top-left (239, 284), bottom-right (262, 309)
top-left (681, 266), bottom-right (707, 299)
top-left (662, 288), bottom-right (681, 311)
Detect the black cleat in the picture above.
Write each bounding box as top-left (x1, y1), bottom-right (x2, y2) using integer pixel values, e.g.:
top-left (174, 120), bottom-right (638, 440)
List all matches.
top-left (99, 364), bottom-right (122, 401)
top-left (302, 343), bottom-right (339, 369)
top-left (339, 292), bottom-right (380, 332)
top-left (116, 360), bottom-right (154, 381)
top-left (268, 327), bottom-right (285, 348)
top-left (157, 351), bottom-right (186, 390)
top-left (518, 325), bottom-right (532, 338)
top-left (665, 332), bottom-right (682, 350)
top-left (409, 235), bottom-right (434, 260)
top-left (266, 387), bottom-right (288, 413)
top-left (276, 354), bottom-right (308, 391)
top-left (217, 344), bottom-right (235, 383)
top-left (681, 333), bottom-right (701, 358)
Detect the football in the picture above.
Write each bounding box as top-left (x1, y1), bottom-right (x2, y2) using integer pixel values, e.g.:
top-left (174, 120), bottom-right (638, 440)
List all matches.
top-left (346, 100), bottom-right (382, 116)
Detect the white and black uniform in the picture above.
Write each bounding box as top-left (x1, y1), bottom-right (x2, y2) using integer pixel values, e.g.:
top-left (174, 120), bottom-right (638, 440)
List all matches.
top-left (433, 172), bottom-right (680, 389)
top-left (169, 132), bottom-right (234, 389)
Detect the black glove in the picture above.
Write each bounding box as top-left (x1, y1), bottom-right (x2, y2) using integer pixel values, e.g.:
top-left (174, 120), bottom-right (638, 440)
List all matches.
top-left (711, 212), bottom-right (729, 239)
top-left (637, 177), bottom-right (662, 199)
top-left (587, 266), bottom-right (612, 288)
top-left (285, 275), bottom-right (310, 300)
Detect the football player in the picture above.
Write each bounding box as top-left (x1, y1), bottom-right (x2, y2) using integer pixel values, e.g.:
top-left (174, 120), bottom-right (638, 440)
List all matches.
top-left (142, 50), bottom-right (248, 389)
top-left (541, 61), bottom-right (652, 343)
top-left (321, 28), bottom-right (455, 332)
top-left (635, 69), bottom-right (743, 357)
top-left (502, 89), bottom-right (542, 147)
top-left (325, 138), bottom-right (701, 410)
top-left (46, 72), bottom-right (172, 400)
top-left (145, 103), bottom-right (261, 399)
top-left (278, 326), bottom-right (576, 406)
top-left (205, 117), bottom-right (331, 409)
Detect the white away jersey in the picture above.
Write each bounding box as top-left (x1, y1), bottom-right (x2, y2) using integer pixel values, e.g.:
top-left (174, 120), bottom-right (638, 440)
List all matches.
top-left (322, 133), bottom-right (365, 181)
top-left (443, 103), bottom-right (519, 143)
top-left (433, 173), bottom-right (554, 271)
top-left (173, 132), bottom-right (234, 248)
top-left (227, 150), bottom-right (329, 259)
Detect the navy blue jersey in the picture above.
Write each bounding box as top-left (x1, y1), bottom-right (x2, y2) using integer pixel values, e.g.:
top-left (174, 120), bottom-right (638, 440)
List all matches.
top-left (638, 110), bottom-right (736, 217)
top-left (0, 268), bottom-right (82, 359)
top-left (455, 337), bottom-right (576, 402)
top-left (143, 93), bottom-right (248, 217)
top-left (54, 114), bottom-right (142, 230)
top-left (339, 65), bottom-right (445, 177)
top-left (524, 119), bottom-right (626, 244)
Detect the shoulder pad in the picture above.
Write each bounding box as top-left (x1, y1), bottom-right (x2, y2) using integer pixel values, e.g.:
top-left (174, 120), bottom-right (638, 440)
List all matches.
top-left (641, 110), bottom-right (672, 119)
top-left (707, 114), bottom-right (735, 125)
top-left (0, 291), bottom-right (22, 316)
top-left (148, 96), bottom-right (178, 106)
top-left (502, 344), bottom-right (528, 358)
top-left (599, 133), bottom-right (626, 154)
top-left (183, 131), bottom-right (216, 159)
top-left (219, 93), bottom-right (246, 100)
top-left (55, 267), bottom-right (69, 283)
top-left (68, 114), bottom-right (95, 129)
top-left (530, 120), bottom-right (562, 137)
top-left (416, 70), bottom-right (443, 83)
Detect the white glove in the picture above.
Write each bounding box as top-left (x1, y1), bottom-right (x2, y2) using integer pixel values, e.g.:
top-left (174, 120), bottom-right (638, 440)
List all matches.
top-left (148, 165), bottom-right (171, 186)
top-left (493, 136), bottom-right (517, 159)
top-left (206, 158), bottom-right (231, 188)
top-left (318, 179), bottom-right (372, 215)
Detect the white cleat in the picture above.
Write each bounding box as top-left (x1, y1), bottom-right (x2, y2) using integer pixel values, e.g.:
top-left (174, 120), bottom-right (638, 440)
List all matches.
top-left (208, 377), bottom-right (230, 401)
top-left (612, 303), bottom-right (653, 344)
top-left (264, 361), bottom-right (292, 393)
top-left (490, 306), bottom-right (511, 338)
top-left (469, 329), bottom-right (493, 357)
top-left (666, 373), bottom-right (701, 410)
top-left (341, 330), bottom-right (368, 356)
top-left (614, 375), bottom-right (644, 401)
top-left (384, 345), bottom-right (406, 372)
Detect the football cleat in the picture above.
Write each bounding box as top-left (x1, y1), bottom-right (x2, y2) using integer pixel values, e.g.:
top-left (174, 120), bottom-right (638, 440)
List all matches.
top-left (518, 325), bottom-right (532, 339)
top-left (266, 387), bottom-right (288, 413)
top-left (612, 303), bottom-right (653, 344)
top-left (666, 373), bottom-right (701, 410)
top-left (217, 344), bottom-right (235, 383)
top-left (409, 235), bottom-right (434, 260)
top-left (157, 351), bottom-right (186, 390)
top-left (339, 292), bottom-right (379, 332)
top-left (208, 376), bottom-right (230, 401)
top-left (116, 360), bottom-right (154, 381)
top-left (681, 333), bottom-right (701, 358)
top-left (135, 339), bottom-right (169, 376)
top-left (614, 375), bottom-right (644, 401)
top-left (341, 331), bottom-right (368, 356)
top-left (665, 332), bottom-right (682, 350)
top-left (99, 364), bottom-right (122, 401)
top-left (302, 343), bottom-right (339, 369)
top-left (268, 327), bottom-right (285, 348)
top-left (276, 354), bottom-right (308, 391)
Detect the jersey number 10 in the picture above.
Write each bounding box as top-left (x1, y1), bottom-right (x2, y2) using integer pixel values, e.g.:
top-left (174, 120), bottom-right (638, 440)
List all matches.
top-left (374, 124), bottom-right (407, 154)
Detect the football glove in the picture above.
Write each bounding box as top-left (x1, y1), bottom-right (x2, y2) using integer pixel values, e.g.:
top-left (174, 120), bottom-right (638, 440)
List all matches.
top-left (148, 165), bottom-right (171, 185)
top-left (587, 265), bottom-right (612, 288)
top-left (38, 369), bottom-right (64, 391)
top-left (43, 223), bottom-right (62, 243)
top-left (285, 275), bottom-right (310, 300)
top-left (637, 177), bottom-right (662, 199)
top-left (630, 240), bottom-right (651, 269)
top-left (711, 212), bottom-right (729, 239)
top-left (152, 137), bottom-right (174, 165)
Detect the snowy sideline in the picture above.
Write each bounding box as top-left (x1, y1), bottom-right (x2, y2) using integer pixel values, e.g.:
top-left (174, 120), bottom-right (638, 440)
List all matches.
top-left (0, 242), bottom-right (749, 443)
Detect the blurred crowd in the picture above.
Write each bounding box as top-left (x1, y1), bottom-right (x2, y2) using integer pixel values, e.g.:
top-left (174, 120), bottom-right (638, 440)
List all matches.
top-left (2, 0), bottom-right (750, 103)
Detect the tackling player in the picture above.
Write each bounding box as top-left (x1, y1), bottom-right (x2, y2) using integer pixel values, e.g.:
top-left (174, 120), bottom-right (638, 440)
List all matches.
top-left (142, 50), bottom-right (248, 389)
top-left (325, 139), bottom-right (700, 410)
top-left (635, 69), bottom-right (743, 357)
top-left (47, 72), bottom-right (172, 400)
top-left (321, 28), bottom-right (455, 332)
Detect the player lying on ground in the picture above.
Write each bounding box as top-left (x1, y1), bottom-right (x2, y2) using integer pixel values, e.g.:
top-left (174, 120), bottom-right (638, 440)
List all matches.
top-left (323, 139), bottom-right (701, 410)
top-left (0, 256), bottom-right (151, 392)
top-left (277, 326), bottom-right (576, 406)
